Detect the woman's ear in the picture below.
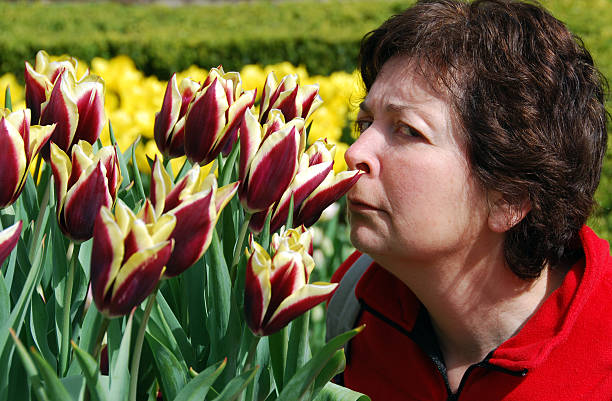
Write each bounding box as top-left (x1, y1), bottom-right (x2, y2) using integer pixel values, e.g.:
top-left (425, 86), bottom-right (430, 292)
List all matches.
top-left (487, 191), bottom-right (531, 233)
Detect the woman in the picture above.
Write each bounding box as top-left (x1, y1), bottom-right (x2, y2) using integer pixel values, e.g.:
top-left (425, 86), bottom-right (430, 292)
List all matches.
top-left (326, 0), bottom-right (611, 399)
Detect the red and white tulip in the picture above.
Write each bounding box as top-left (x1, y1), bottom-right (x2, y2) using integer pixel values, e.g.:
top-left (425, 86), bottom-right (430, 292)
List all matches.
top-left (244, 226), bottom-right (336, 336)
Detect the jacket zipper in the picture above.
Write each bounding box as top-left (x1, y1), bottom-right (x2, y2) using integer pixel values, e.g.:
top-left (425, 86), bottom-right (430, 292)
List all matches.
top-left (446, 361), bottom-right (528, 401)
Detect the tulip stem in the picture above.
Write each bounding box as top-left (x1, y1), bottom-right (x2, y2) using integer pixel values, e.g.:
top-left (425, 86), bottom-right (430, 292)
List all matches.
top-left (242, 335), bottom-right (261, 373)
top-left (59, 241), bottom-right (80, 376)
top-left (92, 316), bottom-right (111, 360)
top-left (231, 213), bottom-right (252, 275)
top-left (29, 177), bottom-right (51, 262)
top-left (129, 287), bottom-right (158, 401)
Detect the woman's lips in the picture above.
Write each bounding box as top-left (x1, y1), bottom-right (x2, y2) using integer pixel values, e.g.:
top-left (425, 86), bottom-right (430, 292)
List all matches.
top-left (347, 198), bottom-right (379, 212)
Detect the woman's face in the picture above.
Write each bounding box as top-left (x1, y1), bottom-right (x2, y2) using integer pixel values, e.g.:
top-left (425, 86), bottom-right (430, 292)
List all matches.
top-left (345, 57), bottom-right (493, 268)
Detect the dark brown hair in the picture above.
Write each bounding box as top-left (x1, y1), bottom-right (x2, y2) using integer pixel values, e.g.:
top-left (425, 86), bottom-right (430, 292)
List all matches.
top-left (359, 0), bottom-right (609, 278)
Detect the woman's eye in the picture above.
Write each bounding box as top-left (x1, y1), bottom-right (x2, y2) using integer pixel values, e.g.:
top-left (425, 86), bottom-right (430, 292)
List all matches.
top-left (397, 123), bottom-right (422, 138)
top-left (354, 120), bottom-right (372, 134)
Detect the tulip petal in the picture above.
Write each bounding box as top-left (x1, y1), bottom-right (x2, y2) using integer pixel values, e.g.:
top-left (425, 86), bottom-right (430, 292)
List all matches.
top-left (0, 118), bottom-right (27, 207)
top-left (60, 162), bottom-right (112, 241)
top-left (238, 108), bottom-right (262, 182)
top-left (40, 72), bottom-right (79, 159)
top-left (217, 89), bottom-right (256, 159)
top-left (265, 252), bottom-right (305, 323)
top-left (0, 221), bottom-right (22, 267)
top-left (107, 240), bottom-right (172, 317)
top-left (240, 125), bottom-right (299, 212)
top-left (269, 161), bottom-right (333, 233)
top-left (214, 181), bottom-right (239, 215)
top-left (154, 74), bottom-right (181, 155)
top-left (24, 62), bottom-right (50, 124)
top-left (27, 124), bottom-right (54, 165)
top-left (73, 76), bottom-right (105, 144)
top-left (244, 243), bottom-right (272, 334)
top-left (263, 282), bottom-right (337, 335)
top-left (49, 143), bottom-right (72, 210)
top-left (163, 190), bottom-right (215, 277)
top-left (184, 78), bottom-right (229, 164)
top-left (300, 85), bottom-right (322, 120)
top-left (91, 207), bottom-right (125, 313)
top-left (296, 170), bottom-right (363, 227)
top-left (274, 85), bottom-right (299, 121)
top-left (150, 157), bottom-right (173, 217)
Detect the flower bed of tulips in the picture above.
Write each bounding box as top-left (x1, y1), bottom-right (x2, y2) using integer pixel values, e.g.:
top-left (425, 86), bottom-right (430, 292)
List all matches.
top-left (0, 51), bottom-right (369, 401)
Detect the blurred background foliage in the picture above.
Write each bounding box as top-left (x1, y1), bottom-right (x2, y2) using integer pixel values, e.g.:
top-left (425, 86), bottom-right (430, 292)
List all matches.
top-left (0, 0), bottom-right (610, 264)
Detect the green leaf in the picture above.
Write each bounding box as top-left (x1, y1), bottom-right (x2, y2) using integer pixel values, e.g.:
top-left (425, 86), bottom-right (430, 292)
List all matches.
top-left (220, 143), bottom-right (240, 187)
top-left (9, 329), bottom-right (47, 401)
top-left (173, 359), bottom-right (226, 401)
top-left (130, 137), bottom-right (146, 202)
top-left (0, 234), bottom-right (46, 370)
top-left (71, 341), bottom-right (110, 401)
top-left (145, 332), bottom-right (188, 401)
top-left (29, 292), bottom-right (56, 372)
top-left (311, 350), bottom-right (345, 399)
top-left (205, 229), bottom-right (231, 358)
top-left (5, 86), bottom-right (12, 111)
top-left (211, 366), bottom-right (259, 401)
top-left (0, 274), bottom-right (9, 326)
top-left (185, 258), bottom-right (209, 351)
top-left (312, 382), bottom-right (370, 401)
top-left (276, 327), bottom-right (363, 401)
top-left (155, 291), bottom-right (194, 366)
top-left (31, 349), bottom-right (74, 401)
top-left (21, 174), bottom-right (39, 219)
top-left (268, 328), bottom-right (288, 392)
top-left (109, 313), bottom-right (134, 401)
top-left (284, 311), bottom-right (310, 386)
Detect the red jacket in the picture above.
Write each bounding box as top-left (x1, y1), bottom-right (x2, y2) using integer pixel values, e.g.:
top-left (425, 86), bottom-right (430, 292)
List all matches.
top-left (330, 226), bottom-right (612, 400)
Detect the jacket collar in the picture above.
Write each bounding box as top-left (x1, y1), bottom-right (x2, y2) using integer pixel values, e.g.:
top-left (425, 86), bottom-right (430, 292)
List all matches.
top-left (354, 226), bottom-right (610, 371)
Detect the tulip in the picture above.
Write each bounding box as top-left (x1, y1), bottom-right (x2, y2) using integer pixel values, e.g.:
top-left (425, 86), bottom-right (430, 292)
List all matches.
top-left (154, 74), bottom-right (200, 158)
top-left (91, 200), bottom-right (176, 318)
top-left (25, 50), bottom-right (78, 124)
top-left (249, 139), bottom-right (362, 233)
top-left (258, 72), bottom-right (323, 124)
top-left (50, 141), bottom-right (121, 242)
top-left (0, 109), bottom-right (54, 208)
top-left (238, 108), bottom-right (304, 213)
top-left (0, 221), bottom-right (22, 267)
top-left (149, 158), bottom-right (238, 277)
top-left (39, 69), bottom-right (106, 160)
top-left (184, 66), bottom-right (256, 165)
top-left (244, 226), bottom-right (337, 336)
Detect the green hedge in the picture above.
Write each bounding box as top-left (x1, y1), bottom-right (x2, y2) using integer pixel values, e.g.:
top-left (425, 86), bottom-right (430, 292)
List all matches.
top-left (0, 0), bottom-right (409, 79)
top-left (0, 0), bottom-right (611, 238)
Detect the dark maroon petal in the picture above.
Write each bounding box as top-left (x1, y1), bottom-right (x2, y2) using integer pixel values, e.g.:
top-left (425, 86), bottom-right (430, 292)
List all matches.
top-left (0, 120), bottom-right (23, 208)
top-left (269, 163), bottom-right (333, 233)
top-left (0, 221), bottom-right (22, 268)
top-left (275, 86), bottom-right (299, 122)
top-left (295, 172), bottom-right (362, 228)
top-left (163, 176), bottom-right (190, 213)
top-left (106, 242), bottom-right (171, 317)
top-left (248, 209), bottom-right (270, 233)
top-left (24, 65), bottom-right (47, 125)
top-left (61, 163), bottom-right (112, 241)
top-left (91, 212), bottom-right (118, 312)
top-left (300, 90), bottom-right (319, 120)
top-left (74, 88), bottom-right (104, 145)
top-left (243, 128), bottom-right (298, 212)
top-left (163, 191), bottom-right (215, 277)
top-left (184, 78), bottom-right (226, 164)
top-left (262, 259), bottom-right (300, 326)
top-left (261, 291), bottom-right (333, 335)
top-left (40, 74), bottom-right (74, 159)
top-left (244, 255), bottom-right (266, 334)
top-left (154, 75), bottom-right (179, 155)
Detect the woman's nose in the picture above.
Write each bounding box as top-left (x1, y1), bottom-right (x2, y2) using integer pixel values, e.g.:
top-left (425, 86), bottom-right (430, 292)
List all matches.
top-left (344, 128), bottom-right (378, 175)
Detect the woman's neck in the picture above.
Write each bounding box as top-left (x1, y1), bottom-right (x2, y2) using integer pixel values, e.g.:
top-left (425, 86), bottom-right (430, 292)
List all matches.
top-left (376, 241), bottom-right (566, 393)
